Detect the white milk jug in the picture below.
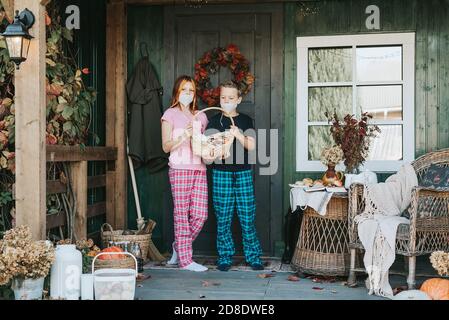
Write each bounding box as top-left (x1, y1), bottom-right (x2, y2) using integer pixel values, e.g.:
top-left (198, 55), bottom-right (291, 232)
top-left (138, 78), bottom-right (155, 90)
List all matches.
top-left (50, 244), bottom-right (82, 300)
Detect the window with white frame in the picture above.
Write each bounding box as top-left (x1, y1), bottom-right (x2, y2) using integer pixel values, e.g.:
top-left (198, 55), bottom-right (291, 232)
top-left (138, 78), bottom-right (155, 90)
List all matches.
top-left (296, 33), bottom-right (415, 172)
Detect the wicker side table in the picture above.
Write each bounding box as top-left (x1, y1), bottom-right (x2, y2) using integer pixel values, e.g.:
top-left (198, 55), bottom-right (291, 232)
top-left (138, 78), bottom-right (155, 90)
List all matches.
top-left (291, 193), bottom-right (350, 276)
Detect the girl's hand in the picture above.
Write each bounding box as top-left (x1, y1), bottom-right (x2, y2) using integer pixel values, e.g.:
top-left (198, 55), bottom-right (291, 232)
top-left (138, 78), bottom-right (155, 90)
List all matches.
top-left (184, 123), bottom-right (193, 139)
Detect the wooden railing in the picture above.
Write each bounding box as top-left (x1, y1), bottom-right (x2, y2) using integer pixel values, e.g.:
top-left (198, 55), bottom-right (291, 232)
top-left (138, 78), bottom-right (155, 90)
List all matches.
top-left (46, 145), bottom-right (117, 240)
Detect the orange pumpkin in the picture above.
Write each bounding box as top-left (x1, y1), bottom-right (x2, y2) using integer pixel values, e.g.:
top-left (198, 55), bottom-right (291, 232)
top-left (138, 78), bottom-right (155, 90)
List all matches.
top-left (98, 246), bottom-right (125, 260)
top-left (420, 278), bottom-right (449, 300)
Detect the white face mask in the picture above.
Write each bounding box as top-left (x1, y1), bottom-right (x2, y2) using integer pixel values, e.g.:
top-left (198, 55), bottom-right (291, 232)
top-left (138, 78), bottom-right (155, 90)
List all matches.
top-left (221, 102), bottom-right (238, 113)
top-left (179, 93), bottom-right (194, 107)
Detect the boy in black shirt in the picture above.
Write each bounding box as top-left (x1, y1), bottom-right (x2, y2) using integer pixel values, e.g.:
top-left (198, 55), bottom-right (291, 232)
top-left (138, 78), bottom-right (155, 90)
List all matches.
top-left (206, 81), bottom-right (263, 271)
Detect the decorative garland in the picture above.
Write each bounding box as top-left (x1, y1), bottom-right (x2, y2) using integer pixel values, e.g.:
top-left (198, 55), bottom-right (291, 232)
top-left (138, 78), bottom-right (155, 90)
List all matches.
top-left (194, 44), bottom-right (255, 107)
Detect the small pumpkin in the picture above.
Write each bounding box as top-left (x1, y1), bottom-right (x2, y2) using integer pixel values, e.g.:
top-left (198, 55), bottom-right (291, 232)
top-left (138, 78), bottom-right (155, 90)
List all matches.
top-left (420, 278), bottom-right (449, 300)
top-left (98, 246), bottom-right (125, 260)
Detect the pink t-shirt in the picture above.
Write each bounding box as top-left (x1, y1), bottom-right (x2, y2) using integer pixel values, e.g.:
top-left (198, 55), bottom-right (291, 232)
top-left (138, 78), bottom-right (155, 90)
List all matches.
top-left (161, 107), bottom-right (208, 171)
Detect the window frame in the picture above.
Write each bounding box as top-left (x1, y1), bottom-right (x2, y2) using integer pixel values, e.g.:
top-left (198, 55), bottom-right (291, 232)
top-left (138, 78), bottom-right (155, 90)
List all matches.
top-left (296, 33), bottom-right (415, 172)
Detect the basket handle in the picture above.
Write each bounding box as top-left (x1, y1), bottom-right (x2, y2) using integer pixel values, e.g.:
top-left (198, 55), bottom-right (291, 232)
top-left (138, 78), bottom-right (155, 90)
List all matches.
top-left (101, 223), bottom-right (114, 235)
top-left (192, 107), bottom-right (235, 127)
top-left (91, 252), bottom-right (138, 277)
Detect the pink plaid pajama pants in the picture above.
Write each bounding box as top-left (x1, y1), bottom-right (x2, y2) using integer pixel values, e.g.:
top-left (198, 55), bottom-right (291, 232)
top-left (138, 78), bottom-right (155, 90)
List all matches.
top-left (168, 168), bottom-right (208, 267)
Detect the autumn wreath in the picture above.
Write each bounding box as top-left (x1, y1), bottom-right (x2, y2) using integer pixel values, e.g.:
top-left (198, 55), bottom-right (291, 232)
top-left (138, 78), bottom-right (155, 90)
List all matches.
top-left (194, 44), bottom-right (255, 107)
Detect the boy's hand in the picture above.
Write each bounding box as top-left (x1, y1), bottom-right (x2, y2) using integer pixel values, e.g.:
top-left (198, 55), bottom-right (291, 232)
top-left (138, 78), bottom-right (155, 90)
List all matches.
top-left (230, 126), bottom-right (244, 141)
top-left (202, 153), bottom-right (216, 163)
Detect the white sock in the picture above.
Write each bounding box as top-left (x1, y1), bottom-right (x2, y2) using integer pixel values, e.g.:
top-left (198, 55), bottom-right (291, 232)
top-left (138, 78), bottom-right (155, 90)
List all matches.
top-left (167, 242), bottom-right (178, 265)
top-left (181, 262), bottom-right (208, 272)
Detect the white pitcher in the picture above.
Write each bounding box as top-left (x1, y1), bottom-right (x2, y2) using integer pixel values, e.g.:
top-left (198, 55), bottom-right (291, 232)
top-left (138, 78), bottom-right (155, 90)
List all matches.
top-left (50, 244), bottom-right (82, 300)
top-left (345, 170), bottom-right (377, 189)
top-left (345, 170), bottom-right (378, 189)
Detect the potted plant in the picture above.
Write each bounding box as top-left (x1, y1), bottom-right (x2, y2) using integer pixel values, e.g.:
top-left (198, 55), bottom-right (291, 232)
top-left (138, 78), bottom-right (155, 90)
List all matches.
top-left (0, 226), bottom-right (55, 300)
top-left (320, 145), bottom-right (344, 187)
top-left (325, 112), bottom-right (381, 174)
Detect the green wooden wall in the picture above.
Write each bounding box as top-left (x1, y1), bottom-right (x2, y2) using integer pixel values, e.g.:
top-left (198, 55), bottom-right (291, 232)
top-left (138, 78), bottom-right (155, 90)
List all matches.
top-left (283, 0), bottom-right (449, 212)
top-left (127, 5), bottom-right (169, 252)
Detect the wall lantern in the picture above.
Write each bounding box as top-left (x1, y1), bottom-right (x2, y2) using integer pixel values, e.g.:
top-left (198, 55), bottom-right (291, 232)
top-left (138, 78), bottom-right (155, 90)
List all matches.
top-left (1, 9), bottom-right (35, 69)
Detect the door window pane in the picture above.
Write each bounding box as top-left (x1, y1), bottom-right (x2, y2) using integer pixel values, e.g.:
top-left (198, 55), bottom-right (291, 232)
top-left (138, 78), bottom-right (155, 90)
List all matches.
top-left (357, 85), bottom-right (402, 120)
top-left (308, 48), bottom-right (352, 83)
top-left (309, 87), bottom-right (352, 121)
top-left (356, 46), bottom-right (402, 82)
top-left (308, 126), bottom-right (333, 160)
top-left (367, 125), bottom-right (403, 161)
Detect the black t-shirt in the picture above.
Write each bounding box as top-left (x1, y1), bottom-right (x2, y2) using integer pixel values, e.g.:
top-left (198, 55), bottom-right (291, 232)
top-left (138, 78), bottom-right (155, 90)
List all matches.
top-left (205, 112), bottom-right (255, 172)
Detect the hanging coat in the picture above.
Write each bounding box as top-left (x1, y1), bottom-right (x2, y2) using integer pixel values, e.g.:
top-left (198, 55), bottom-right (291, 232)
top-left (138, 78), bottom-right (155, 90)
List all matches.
top-left (126, 57), bottom-right (168, 172)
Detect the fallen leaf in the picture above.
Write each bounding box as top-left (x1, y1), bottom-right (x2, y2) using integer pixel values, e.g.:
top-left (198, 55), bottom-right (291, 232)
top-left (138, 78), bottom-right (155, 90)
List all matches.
top-left (137, 274), bottom-right (151, 282)
top-left (287, 275), bottom-right (300, 282)
top-left (311, 276), bottom-right (336, 283)
top-left (258, 273), bottom-right (275, 279)
top-left (312, 287), bottom-right (324, 291)
top-left (202, 281), bottom-right (221, 287)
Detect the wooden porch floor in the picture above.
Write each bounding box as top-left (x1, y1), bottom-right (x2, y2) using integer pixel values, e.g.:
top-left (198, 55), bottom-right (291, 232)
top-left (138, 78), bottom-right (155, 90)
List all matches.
top-left (135, 256), bottom-right (435, 300)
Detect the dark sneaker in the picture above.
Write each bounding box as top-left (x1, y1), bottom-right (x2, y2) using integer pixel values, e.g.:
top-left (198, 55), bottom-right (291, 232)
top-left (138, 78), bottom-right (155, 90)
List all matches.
top-left (251, 263), bottom-right (264, 271)
top-left (217, 263), bottom-right (231, 272)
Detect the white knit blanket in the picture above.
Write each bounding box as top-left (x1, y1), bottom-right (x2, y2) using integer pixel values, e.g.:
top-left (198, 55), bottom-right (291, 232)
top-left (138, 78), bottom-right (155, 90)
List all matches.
top-left (354, 164), bottom-right (418, 298)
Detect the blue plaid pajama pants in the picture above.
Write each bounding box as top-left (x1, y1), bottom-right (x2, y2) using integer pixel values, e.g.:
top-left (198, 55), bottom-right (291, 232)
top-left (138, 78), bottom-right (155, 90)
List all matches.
top-left (212, 169), bottom-right (262, 265)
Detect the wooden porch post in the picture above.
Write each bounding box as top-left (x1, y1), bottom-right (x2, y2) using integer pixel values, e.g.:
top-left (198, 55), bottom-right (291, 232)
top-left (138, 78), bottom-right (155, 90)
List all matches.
top-left (106, 0), bottom-right (127, 229)
top-left (70, 161), bottom-right (88, 240)
top-left (14, 0), bottom-right (46, 240)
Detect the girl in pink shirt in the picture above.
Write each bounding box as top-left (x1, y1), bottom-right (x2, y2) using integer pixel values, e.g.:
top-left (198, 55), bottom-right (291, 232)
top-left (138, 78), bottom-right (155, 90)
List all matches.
top-left (161, 75), bottom-right (209, 272)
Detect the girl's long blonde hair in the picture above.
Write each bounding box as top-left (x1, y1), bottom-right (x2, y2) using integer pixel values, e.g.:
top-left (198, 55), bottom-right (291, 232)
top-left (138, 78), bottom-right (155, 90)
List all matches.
top-left (169, 75), bottom-right (198, 113)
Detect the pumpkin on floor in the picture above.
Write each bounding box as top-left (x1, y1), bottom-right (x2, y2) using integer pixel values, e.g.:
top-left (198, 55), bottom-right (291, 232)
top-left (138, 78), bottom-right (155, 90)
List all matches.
top-left (98, 246), bottom-right (125, 260)
top-left (420, 278), bottom-right (449, 300)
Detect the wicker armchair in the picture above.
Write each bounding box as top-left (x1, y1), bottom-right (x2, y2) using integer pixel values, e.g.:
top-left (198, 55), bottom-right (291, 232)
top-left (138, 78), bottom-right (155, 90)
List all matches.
top-left (347, 148), bottom-right (449, 289)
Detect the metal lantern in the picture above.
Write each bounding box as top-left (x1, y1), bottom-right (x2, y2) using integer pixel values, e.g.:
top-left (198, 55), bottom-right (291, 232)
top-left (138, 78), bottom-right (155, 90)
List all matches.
top-left (1, 8), bottom-right (35, 69)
